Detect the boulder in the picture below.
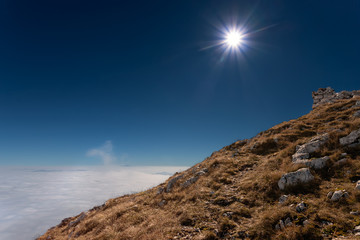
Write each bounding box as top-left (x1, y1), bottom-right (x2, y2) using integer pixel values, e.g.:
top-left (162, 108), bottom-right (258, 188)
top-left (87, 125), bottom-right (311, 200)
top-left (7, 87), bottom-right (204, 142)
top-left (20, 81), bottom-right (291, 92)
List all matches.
top-left (284, 217), bottom-right (292, 227)
top-left (278, 168), bottom-right (314, 190)
top-left (334, 158), bottom-right (348, 167)
top-left (275, 220), bottom-right (285, 230)
top-left (330, 190), bottom-right (349, 202)
top-left (354, 225), bottom-right (360, 233)
top-left (355, 180), bottom-right (360, 191)
top-left (166, 175), bottom-right (183, 192)
top-left (339, 128), bottom-right (360, 146)
top-left (294, 156), bottom-right (329, 169)
top-left (292, 134), bottom-right (329, 162)
top-left (158, 200), bottom-right (166, 207)
top-left (296, 202), bottom-right (307, 213)
top-left (350, 211), bottom-right (360, 216)
top-left (182, 176), bottom-right (199, 188)
top-left (312, 87), bottom-right (360, 108)
top-left (68, 212), bottom-right (86, 227)
top-left (354, 110), bottom-right (360, 118)
top-left (327, 191), bottom-right (333, 199)
top-left (279, 195), bottom-right (289, 204)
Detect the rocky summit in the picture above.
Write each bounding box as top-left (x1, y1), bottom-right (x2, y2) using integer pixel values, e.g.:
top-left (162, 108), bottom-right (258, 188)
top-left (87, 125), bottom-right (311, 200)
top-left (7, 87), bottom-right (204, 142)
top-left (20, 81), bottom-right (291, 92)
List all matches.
top-left (39, 87), bottom-right (360, 240)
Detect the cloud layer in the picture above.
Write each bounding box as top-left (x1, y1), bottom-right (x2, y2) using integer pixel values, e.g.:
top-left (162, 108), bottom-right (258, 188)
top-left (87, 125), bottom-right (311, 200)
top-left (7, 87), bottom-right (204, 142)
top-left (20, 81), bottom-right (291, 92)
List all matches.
top-left (86, 141), bottom-right (116, 165)
top-left (0, 166), bottom-right (187, 240)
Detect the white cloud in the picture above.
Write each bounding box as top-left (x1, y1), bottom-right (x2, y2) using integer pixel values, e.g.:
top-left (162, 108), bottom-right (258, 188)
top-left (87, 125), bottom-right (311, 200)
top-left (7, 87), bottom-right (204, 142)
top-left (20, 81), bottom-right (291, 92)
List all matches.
top-left (0, 166), bottom-right (188, 240)
top-left (86, 140), bottom-right (116, 165)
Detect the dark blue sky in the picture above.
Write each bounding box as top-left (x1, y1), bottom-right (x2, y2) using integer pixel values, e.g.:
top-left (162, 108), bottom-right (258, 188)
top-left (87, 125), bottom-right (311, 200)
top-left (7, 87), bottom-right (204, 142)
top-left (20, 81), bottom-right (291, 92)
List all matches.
top-left (1, 0), bottom-right (360, 166)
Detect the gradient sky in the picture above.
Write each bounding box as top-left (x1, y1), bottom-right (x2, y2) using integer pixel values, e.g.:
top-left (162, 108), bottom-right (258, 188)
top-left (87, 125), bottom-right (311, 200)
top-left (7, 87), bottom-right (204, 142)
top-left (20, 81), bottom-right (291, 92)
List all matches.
top-left (1, 0), bottom-right (360, 166)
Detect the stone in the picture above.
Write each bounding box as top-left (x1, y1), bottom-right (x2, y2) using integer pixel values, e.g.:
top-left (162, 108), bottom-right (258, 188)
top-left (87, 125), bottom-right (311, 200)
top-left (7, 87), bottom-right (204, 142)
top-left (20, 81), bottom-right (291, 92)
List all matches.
top-left (330, 190), bottom-right (349, 202)
top-left (354, 110), bottom-right (360, 118)
top-left (354, 225), bottom-right (360, 233)
top-left (355, 181), bottom-right (360, 190)
top-left (356, 101), bottom-right (360, 106)
top-left (350, 211), bottom-right (360, 216)
top-left (295, 156), bottom-right (329, 169)
top-left (312, 87), bottom-right (360, 109)
top-left (327, 191), bottom-right (333, 199)
top-left (341, 153), bottom-right (348, 157)
top-left (68, 212), bottom-right (86, 227)
top-left (166, 175), bottom-right (183, 192)
top-left (158, 200), bottom-right (166, 207)
top-left (196, 168), bottom-right (208, 176)
top-left (339, 128), bottom-right (360, 146)
top-left (312, 87), bottom-right (336, 108)
top-left (303, 220), bottom-right (310, 226)
top-left (279, 195), bottom-right (289, 204)
top-left (334, 158), bottom-right (348, 167)
top-left (182, 176), bottom-right (199, 188)
top-left (296, 202), bottom-right (307, 213)
top-left (157, 187), bottom-right (164, 195)
top-left (278, 168), bottom-right (314, 190)
top-left (292, 134), bottom-right (329, 162)
top-left (277, 219), bottom-right (285, 230)
top-left (284, 217), bottom-right (292, 226)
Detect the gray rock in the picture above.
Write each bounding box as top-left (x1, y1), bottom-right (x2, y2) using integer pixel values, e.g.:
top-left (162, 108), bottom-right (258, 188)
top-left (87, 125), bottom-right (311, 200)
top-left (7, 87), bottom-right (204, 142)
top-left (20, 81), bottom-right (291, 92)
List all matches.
top-left (312, 87), bottom-right (360, 108)
top-left (68, 212), bottom-right (86, 227)
top-left (350, 211), bottom-right (360, 216)
top-left (285, 217), bottom-right (292, 227)
top-left (354, 225), bottom-right (360, 233)
top-left (334, 158), bottom-right (348, 167)
top-left (354, 110), bottom-right (360, 118)
top-left (330, 191), bottom-right (343, 201)
top-left (278, 220), bottom-right (285, 230)
top-left (157, 187), bottom-right (164, 195)
top-left (196, 168), bottom-right (208, 176)
top-left (166, 175), bottom-right (183, 192)
top-left (279, 195), bottom-right (289, 204)
top-left (295, 156), bottom-right (329, 169)
top-left (278, 168), bottom-right (314, 190)
top-left (158, 200), bottom-right (166, 207)
top-left (182, 176), bottom-right (199, 188)
top-left (292, 134), bottom-right (329, 162)
top-left (355, 181), bottom-right (360, 191)
top-left (330, 190), bottom-right (349, 202)
top-left (339, 128), bottom-right (360, 146)
top-left (296, 202), bottom-right (307, 213)
top-left (349, 142), bottom-right (360, 148)
top-left (341, 153), bottom-right (348, 157)
top-left (327, 191), bottom-right (333, 199)
top-left (303, 220), bottom-right (310, 226)
top-left (356, 101), bottom-right (360, 106)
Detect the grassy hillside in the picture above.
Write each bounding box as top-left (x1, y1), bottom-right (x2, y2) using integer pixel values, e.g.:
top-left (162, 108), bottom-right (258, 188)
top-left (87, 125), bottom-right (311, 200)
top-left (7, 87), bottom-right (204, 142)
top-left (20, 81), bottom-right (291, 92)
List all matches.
top-left (38, 95), bottom-right (360, 240)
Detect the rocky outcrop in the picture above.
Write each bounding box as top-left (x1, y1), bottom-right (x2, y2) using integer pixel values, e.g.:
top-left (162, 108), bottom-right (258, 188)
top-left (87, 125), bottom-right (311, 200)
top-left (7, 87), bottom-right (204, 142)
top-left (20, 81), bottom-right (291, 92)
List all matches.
top-left (339, 128), bottom-right (360, 147)
top-left (166, 175), bottom-right (183, 192)
top-left (312, 87), bottom-right (360, 109)
top-left (278, 168), bottom-right (314, 190)
top-left (355, 181), bottom-right (360, 191)
top-left (296, 202), bottom-right (307, 213)
top-left (292, 133), bottom-right (329, 162)
top-left (329, 190), bottom-right (349, 202)
top-left (295, 156), bottom-right (330, 169)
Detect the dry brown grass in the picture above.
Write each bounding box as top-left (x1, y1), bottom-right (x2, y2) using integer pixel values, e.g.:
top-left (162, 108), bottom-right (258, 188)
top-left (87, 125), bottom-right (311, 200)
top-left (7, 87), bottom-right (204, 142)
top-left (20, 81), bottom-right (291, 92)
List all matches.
top-left (38, 96), bottom-right (360, 240)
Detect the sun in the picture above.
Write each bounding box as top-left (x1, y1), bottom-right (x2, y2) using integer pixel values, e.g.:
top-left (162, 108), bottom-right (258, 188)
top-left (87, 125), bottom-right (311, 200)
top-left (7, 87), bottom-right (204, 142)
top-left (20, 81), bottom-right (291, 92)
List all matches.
top-left (224, 30), bottom-right (244, 48)
top-left (225, 30), bottom-right (244, 48)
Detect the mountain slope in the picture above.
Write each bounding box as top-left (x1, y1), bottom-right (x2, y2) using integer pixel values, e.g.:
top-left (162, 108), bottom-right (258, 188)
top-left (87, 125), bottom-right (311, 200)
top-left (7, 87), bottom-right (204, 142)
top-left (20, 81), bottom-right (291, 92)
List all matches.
top-left (38, 88), bottom-right (360, 240)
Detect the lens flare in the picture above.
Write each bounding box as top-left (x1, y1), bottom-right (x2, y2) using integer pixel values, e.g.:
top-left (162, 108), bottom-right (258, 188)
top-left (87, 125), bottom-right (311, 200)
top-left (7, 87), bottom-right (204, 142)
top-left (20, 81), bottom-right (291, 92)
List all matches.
top-left (224, 29), bottom-right (244, 48)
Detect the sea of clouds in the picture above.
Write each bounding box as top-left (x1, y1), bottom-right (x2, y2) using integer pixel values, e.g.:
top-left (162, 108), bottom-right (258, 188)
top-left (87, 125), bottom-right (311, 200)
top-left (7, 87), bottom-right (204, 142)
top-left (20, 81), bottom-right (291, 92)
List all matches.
top-left (0, 166), bottom-right (187, 240)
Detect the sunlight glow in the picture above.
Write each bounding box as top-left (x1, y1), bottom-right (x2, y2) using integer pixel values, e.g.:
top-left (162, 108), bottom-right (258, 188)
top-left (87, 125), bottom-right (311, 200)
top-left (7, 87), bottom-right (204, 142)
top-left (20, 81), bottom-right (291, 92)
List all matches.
top-left (225, 30), bottom-right (244, 48)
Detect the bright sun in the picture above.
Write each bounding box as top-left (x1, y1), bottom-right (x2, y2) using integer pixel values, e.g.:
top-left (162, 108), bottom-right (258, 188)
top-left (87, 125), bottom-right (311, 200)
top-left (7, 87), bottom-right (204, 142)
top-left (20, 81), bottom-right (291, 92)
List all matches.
top-left (225, 30), bottom-right (243, 48)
